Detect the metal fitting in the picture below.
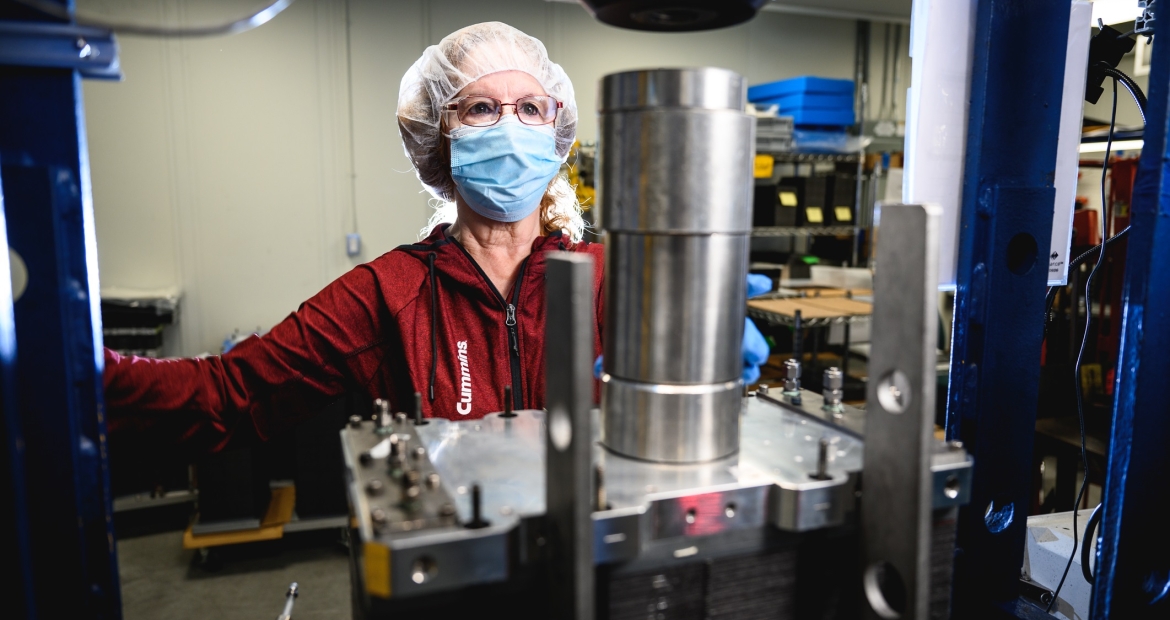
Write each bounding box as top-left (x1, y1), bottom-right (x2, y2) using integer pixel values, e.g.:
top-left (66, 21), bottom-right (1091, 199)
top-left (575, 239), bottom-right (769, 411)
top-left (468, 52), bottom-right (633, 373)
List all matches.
top-left (374, 399), bottom-right (393, 432)
top-left (783, 359), bottom-right (801, 393)
top-left (822, 367), bottom-right (844, 411)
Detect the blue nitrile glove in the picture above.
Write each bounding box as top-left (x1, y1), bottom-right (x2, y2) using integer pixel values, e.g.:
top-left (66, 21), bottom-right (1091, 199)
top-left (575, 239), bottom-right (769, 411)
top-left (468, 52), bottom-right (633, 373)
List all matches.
top-left (743, 274), bottom-right (773, 384)
top-left (593, 274), bottom-right (774, 384)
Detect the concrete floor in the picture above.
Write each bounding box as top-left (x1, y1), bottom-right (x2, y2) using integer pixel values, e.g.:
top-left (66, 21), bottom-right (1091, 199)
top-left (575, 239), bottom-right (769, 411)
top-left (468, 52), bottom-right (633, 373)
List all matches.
top-left (117, 527), bottom-right (351, 619)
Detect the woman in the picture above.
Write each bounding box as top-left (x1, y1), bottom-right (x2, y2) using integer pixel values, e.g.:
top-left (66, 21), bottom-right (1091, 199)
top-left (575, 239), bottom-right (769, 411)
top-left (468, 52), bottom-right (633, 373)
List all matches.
top-left (104, 22), bottom-right (766, 453)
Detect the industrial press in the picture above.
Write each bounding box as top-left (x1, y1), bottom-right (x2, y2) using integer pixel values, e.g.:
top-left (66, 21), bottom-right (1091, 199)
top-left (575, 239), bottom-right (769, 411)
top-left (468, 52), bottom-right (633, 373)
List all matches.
top-left (340, 68), bottom-right (973, 619)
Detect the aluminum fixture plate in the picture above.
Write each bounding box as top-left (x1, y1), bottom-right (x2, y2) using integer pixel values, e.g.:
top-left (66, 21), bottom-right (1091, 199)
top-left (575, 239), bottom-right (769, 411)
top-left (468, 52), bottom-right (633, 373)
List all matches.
top-left (342, 395), bottom-right (972, 599)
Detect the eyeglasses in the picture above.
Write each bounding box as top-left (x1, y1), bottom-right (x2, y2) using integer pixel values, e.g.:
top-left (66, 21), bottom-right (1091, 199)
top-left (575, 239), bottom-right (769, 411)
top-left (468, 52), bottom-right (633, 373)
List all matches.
top-left (445, 95), bottom-right (562, 127)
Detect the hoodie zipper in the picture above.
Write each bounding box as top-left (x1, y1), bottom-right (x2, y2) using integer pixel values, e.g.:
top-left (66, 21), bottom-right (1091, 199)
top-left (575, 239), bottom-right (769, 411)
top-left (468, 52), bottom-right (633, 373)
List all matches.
top-left (505, 263), bottom-right (526, 411)
top-left (451, 239), bottom-right (529, 411)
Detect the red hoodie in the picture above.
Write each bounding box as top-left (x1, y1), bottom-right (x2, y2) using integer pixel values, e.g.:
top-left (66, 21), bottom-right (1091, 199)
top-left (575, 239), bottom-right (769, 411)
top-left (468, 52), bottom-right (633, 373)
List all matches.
top-left (103, 225), bottom-right (604, 452)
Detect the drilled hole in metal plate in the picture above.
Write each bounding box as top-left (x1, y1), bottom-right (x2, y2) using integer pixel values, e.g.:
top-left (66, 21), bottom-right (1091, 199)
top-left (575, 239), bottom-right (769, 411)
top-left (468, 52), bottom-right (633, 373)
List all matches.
top-left (724, 504), bottom-right (736, 518)
top-left (863, 560), bottom-right (906, 619)
top-left (944, 475), bottom-right (961, 499)
top-left (876, 371), bottom-right (911, 414)
top-left (9, 248), bottom-right (28, 302)
top-left (1006, 232), bottom-right (1038, 275)
top-left (984, 499), bottom-right (1015, 534)
top-left (549, 406), bottom-right (572, 452)
top-left (685, 509), bottom-right (696, 524)
top-left (411, 556), bottom-right (437, 585)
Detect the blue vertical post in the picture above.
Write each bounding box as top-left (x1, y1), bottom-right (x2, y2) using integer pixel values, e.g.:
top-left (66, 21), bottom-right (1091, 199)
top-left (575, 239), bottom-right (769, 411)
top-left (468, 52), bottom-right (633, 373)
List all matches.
top-left (0, 9), bottom-right (122, 620)
top-left (1092, 34), bottom-right (1170, 618)
top-left (0, 164), bottom-right (35, 618)
top-left (947, 0), bottom-right (1069, 613)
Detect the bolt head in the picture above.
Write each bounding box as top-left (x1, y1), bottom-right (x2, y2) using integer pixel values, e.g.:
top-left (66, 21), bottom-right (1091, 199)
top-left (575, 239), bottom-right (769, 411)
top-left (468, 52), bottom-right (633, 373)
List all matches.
top-left (823, 367), bottom-right (843, 389)
top-left (426, 473), bottom-right (441, 489)
top-left (784, 359), bottom-right (801, 379)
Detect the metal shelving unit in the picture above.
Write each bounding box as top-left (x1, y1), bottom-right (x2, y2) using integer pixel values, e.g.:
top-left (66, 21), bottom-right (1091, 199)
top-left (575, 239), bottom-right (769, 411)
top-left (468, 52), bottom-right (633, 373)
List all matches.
top-left (751, 225), bottom-right (858, 237)
top-left (752, 149), bottom-right (873, 265)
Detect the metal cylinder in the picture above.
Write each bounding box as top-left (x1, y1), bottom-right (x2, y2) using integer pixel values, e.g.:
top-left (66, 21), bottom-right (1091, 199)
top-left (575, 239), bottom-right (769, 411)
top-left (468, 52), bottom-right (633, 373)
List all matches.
top-left (598, 67), bottom-right (755, 463)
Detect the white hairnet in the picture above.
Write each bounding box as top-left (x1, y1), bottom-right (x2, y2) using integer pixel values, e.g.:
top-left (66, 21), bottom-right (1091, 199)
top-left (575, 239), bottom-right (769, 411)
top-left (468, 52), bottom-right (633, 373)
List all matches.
top-left (397, 22), bottom-right (579, 203)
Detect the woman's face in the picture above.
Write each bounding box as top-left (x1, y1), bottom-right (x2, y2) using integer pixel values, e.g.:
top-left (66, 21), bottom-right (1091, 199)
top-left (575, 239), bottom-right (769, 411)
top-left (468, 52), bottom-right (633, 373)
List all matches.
top-left (447, 70), bottom-right (548, 129)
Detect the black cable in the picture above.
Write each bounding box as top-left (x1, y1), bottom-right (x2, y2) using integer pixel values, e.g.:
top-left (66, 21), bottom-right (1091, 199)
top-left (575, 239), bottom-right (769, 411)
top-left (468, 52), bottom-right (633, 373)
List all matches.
top-left (1048, 76), bottom-right (1118, 614)
top-left (1044, 226), bottom-right (1132, 331)
top-left (1081, 502), bottom-right (1104, 583)
top-left (1095, 64), bottom-right (1148, 122)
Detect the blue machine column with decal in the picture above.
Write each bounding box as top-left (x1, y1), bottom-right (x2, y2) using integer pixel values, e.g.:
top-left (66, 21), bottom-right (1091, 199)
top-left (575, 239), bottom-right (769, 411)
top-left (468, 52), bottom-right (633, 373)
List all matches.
top-left (1092, 31), bottom-right (1170, 618)
top-left (946, 0), bottom-right (1070, 613)
top-left (0, 3), bottom-right (123, 618)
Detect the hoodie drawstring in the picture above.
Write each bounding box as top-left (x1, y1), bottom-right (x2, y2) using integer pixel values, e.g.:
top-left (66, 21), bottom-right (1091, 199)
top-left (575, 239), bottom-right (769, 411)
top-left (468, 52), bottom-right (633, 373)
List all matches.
top-left (428, 252), bottom-right (438, 402)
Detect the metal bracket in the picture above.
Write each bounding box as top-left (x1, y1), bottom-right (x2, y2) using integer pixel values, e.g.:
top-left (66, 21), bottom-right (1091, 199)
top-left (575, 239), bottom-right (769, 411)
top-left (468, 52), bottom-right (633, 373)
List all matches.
top-left (544, 252), bottom-right (596, 620)
top-left (861, 203), bottom-right (942, 620)
top-left (0, 21), bottom-right (121, 79)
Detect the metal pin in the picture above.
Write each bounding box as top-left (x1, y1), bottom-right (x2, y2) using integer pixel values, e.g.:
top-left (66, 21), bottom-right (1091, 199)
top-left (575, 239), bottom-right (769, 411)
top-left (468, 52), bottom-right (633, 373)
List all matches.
top-left (412, 391), bottom-right (428, 425)
top-left (501, 385), bottom-right (516, 418)
top-left (466, 483), bottom-right (490, 529)
top-left (595, 464), bottom-right (607, 511)
top-left (810, 438), bottom-right (831, 480)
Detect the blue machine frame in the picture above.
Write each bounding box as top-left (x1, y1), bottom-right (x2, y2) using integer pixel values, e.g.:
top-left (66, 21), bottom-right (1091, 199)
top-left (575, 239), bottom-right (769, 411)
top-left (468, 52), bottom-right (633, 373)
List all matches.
top-left (947, 0), bottom-right (1069, 615)
top-left (1092, 26), bottom-right (1170, 619)
top-left (0, 2), bottom-right (122, 618)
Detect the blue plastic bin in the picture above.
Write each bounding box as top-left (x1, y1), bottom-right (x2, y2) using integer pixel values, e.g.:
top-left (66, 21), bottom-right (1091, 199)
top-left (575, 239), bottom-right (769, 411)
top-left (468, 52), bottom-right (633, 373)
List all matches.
top-left (747, 76), bottom-right (854, 102)
top-left (751, 92), bottom-right (854, 110)
top-left (786, 108), bottom-right (855, 127)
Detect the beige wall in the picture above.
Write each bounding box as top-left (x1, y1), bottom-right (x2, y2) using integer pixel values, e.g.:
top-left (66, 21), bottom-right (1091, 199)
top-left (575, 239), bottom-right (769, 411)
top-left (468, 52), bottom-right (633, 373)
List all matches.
top-left (83, 0), bottom-right (886, 355)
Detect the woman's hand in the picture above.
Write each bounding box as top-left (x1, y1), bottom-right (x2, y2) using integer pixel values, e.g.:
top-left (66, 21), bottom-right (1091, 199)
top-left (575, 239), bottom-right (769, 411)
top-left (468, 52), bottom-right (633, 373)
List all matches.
top-left (741, 274), bottom-right (773, 385)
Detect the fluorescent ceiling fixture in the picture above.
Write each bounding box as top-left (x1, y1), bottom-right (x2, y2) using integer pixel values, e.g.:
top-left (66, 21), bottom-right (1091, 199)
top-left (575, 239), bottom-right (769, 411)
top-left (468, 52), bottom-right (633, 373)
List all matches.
top-left (1092, 0), bottom-right (1141, 26)
top-left (1079, 139), bottom-right (1143, 152)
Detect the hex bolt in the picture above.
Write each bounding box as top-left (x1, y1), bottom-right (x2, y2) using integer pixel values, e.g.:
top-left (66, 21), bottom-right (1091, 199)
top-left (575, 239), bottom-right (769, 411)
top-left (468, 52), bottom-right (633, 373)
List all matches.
top-left (784, 359), bottom-right (802, 391)
top-left (348, 414), bottom-right (362, 429)
top-left (412, 446), bottom-right (427, 460)
top-left (395, 412), bottom-right (408, 425)
top-left (374, 399), bottom-right (393, 431)
top-left (426, 473), bottom-right (441, 490)
top-left (388, 434), bottom-right (401, 457)
top-left (365, 479), bottom-right (385, 496)
top-left (809, 438), bottom-right (832, 481)
top-left (500, 385), bottom-right (516, 418)
top-left (371, 508), bottom-right (387, 525)
top-left (757, 383), bottom-right (770, 395)
top-left (822, 367), bottom-right (844, 411)
top-left (412, 391), bottom-right (428, 425)
top-left (439, 503), bottom-right (457, 517)
top-left (783, 359), bottom-right (803, 405)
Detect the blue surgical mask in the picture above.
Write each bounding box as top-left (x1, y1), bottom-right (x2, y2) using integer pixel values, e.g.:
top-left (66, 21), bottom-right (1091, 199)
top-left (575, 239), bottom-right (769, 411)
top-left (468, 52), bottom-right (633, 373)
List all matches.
top-left (448, 116), bottom-right (561, 223)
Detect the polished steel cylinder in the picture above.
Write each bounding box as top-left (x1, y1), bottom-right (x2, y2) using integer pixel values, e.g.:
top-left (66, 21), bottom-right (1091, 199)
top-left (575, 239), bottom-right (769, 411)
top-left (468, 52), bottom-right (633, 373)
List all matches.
top-left (597, 67), bottom-right (754, 463)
